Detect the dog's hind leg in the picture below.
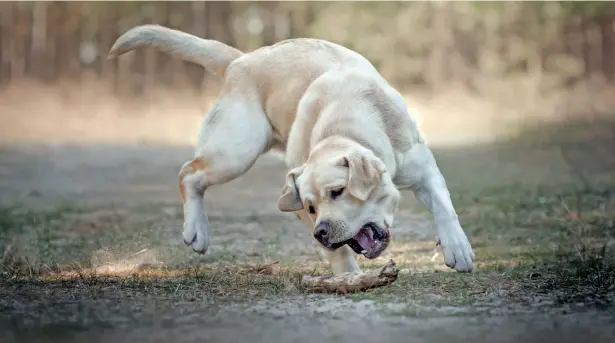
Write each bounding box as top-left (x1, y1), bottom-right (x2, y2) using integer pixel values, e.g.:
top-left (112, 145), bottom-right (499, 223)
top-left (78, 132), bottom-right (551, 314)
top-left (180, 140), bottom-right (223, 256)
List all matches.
top-left (179, 92), bottom-right (272, 254)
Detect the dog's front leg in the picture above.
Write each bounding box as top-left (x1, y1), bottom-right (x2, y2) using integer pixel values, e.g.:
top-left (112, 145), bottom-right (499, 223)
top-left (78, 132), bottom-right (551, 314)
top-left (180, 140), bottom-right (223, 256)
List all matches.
top-left (323, 246), bottom-right (361, 275)
top-left (294, 211), bottom-right (361, 275)
top-left (396, 143), bottom-right (475, 272)
top-left (413, 168), bottom-right (475, 272)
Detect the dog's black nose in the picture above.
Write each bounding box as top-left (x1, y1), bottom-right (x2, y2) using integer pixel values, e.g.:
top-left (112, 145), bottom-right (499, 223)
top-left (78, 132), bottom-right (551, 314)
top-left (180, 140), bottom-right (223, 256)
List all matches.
top-left (313, 221), bottom-right (330, 243)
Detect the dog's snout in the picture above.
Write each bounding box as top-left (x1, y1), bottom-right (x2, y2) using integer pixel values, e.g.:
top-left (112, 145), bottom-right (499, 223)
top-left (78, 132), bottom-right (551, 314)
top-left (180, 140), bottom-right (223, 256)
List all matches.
top-left (313, 220), bottom-right (330, 243)
top-left (314, 227), bottom-right (328, 238)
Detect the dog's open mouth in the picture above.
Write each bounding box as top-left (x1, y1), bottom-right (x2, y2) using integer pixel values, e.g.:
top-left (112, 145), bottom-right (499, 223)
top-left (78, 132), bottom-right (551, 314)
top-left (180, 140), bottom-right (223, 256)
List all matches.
top-left (342, 223), bottom-right (390, 259)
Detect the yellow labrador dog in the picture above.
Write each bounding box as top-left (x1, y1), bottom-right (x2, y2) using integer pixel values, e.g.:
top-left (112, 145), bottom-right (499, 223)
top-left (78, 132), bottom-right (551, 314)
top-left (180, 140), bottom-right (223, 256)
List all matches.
top-left (108, 25), bottom-right (475, 275)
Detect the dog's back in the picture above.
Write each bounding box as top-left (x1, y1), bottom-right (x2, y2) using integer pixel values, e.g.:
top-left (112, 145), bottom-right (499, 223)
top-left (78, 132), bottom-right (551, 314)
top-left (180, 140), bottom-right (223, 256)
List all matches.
top-left (227, 38), bottom-right (381, 139)
top-left (108, 25), bottom-right (378, 88)
top-left (108, 25), bottom-right (393, 142)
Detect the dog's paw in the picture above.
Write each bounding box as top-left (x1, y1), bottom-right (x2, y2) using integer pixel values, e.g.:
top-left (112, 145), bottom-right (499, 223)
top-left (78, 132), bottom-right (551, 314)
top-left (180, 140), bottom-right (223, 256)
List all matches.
top-left (436, 228), bottom-right (475, 273)
top-left (182, 201), bottom-right (210, 254)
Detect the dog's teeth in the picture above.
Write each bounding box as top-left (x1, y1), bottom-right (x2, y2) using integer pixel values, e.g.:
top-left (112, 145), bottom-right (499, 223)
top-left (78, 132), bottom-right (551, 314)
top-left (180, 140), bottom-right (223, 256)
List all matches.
top-left (361, 250), bottom-right (368, 254)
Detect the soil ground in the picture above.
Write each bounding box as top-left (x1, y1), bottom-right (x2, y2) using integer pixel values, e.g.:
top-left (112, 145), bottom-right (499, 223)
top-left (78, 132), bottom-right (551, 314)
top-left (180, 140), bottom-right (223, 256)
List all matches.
top-left (1, 118), bottom-right (615, 343)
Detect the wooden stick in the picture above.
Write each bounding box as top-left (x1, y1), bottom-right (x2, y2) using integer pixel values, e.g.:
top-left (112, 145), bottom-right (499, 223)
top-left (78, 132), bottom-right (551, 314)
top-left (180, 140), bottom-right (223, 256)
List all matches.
top-left (301, 259), bottom-right (399, 294)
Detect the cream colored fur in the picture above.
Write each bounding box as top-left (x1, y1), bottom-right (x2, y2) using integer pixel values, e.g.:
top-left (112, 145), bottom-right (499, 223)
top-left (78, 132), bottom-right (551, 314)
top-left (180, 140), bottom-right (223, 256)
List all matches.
top-left (108, 25), bottom-right (475, 275)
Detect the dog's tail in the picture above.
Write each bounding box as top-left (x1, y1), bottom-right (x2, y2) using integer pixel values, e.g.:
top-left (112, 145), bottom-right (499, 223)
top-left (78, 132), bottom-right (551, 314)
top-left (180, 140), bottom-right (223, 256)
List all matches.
top-left (108, 25), bottom-right (243, 77)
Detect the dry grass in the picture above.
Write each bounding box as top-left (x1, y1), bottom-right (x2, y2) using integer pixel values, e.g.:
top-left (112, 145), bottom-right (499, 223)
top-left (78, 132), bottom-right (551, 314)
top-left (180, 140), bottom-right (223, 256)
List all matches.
top-left (2, 175), bottom-right (614, 317)
top-left (1, 110), bottom-right (614, 332)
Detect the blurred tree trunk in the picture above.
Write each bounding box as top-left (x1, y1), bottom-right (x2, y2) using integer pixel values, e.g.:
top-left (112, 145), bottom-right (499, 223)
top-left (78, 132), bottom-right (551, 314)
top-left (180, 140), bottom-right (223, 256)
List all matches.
top-left (0, 3), bottom-right (13, 84)
top-left (580, 15), bottom-right (593, 77)
top-left (21, 3), bottom-right (33, 76)
top-left (565, 14), bottom-right (587, 76)
top-left (52, 1), bottom-right (67, 78)
top-left (191, 1), bottom-right (208, 94)
top-left (201, 1), bottom-right (235, 93)
top-left (154, 0), bottom-right (172, 87)
top-left (426, 3), bottom-right (452, 90)
top-left (29, 2), bottom-right (47, 79)
top-left (1, 0), bottom-right (613, 102)
top-left (261, 1), bottom-right (278, 45)
top-left (599, 16), bottom-right (614, 82)
top-left (99, 5), bottom-right (117, 84)
top-left (166, 3), bottom-right (184, 87)
top-left (206, 1), bottom-right (235, 46)
top-left (54, 1), bottom-right (83, 80)
top-left (44, 2), bottom-right (59, 82)
top-left (563, 14), bottom-right (585, 87)
top-left (131, 1), bottom-right (154, 96)
top-left (73, 4), bottom-right (84, 79)
top-left (10, 3), bottom-right (27, 79)
top-left (537, 5), bottom-right (549, 72)
top-left (114, 3), bottom-right (136, 97)
top-left (177, 0), bottom-right (203, 93)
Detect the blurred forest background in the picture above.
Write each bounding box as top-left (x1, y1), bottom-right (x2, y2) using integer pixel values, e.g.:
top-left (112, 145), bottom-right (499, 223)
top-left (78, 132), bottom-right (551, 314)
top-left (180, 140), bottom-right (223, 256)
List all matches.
top-left (1, 1), bottom-right (615, 146)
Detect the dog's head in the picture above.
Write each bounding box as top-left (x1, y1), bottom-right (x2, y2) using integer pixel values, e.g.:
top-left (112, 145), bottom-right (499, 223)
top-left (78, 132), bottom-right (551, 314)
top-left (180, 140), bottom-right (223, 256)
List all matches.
top-left (277, 141), bottom-right (400, 259)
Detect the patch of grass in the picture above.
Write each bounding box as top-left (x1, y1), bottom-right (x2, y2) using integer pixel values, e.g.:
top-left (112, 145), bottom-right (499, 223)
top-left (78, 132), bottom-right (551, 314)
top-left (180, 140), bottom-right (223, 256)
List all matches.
top-left (527, 247), bottom-right (615, 308)
top-left (347, 183), bottom-right (615, 312)
top-left (0, 201), bottom-right (316, 279)
top-left (0, 263), bottom-right (311, 331)
top-left (1, 205), bottom-right (86, 277)
top-left (2, 172), bottom-right (615, 325)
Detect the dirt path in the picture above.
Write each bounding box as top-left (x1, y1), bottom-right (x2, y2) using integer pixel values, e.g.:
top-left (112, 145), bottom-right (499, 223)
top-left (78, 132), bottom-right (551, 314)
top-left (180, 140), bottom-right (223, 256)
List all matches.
top-left (8, 309), bottom-right (615, 343)
top-left (1, 132), bottom-right (615, 343)
top-left (0, 143), bottom-right (284, 211)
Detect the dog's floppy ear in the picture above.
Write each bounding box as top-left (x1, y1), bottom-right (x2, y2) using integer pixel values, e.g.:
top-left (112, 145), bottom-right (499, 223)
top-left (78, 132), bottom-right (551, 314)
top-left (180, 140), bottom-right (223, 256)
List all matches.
top-left (277, 165), bottom-right (305, 212)
top-left (341, 151), bottom-right (386, 201)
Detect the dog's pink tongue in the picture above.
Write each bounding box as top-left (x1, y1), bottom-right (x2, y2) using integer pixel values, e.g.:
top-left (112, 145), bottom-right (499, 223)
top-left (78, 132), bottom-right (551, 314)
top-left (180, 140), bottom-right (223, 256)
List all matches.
top-left (355, 228), bottom-right (375, 250)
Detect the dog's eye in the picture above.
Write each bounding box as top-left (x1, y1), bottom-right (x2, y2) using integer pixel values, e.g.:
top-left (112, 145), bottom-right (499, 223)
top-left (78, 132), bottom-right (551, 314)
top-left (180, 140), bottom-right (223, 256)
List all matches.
top-left (308, 205), bottom-right (316, 214)
top-left (330, 188), bottom-right (344, 200)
